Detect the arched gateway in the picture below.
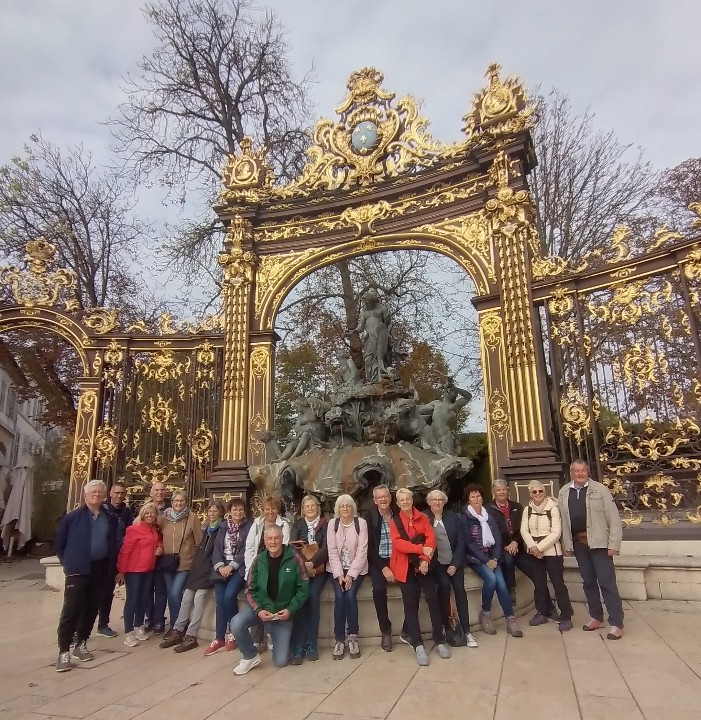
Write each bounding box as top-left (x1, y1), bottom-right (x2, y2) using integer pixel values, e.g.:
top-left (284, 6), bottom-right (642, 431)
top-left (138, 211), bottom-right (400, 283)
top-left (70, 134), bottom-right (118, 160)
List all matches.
top-left (211, 64), bottom-right (560, 498)
top-left (3, 65), bottom-right (701, 528)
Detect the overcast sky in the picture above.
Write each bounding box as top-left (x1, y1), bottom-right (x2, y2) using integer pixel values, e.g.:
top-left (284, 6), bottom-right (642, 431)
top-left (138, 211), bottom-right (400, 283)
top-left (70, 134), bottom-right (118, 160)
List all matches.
top-left (2, 0), bottom-right (700, 429)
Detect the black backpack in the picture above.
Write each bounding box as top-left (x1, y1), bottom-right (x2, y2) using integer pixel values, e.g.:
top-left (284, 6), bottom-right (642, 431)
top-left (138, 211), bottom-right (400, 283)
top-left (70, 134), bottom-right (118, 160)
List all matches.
top-left (334, 516), bottom-right (361, 534)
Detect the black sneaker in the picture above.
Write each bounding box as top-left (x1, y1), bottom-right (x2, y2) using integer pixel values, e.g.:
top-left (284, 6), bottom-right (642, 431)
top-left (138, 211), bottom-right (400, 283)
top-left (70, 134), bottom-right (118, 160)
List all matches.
top-left (399, 631), bottom-right (411, 646)
top-left (290, 646), bottom-right (305, 665)
top-left (152, 624), bottom-right (165, 635)
top-left (97, 626), bottom-right (117, 638)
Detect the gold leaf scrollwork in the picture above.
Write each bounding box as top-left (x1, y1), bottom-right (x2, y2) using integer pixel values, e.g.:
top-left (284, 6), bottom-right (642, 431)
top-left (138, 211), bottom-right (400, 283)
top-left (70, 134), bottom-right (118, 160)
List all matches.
top-left (250, 346), bottom-right (269, 378)
top-left (341, 200), bottom-right (392, 235)
top-left (0, 237), bottom-right (78, 309)
top-left (603, 416), bottom-right (700, 461)
top-left (547, 287), bottom-right (573, 318)
top-left (94, 422), bottom-right (117, 466)
top-left (137, 349), bottom-right (191, 383)
top-left (488, 388), bottom-right (510, 438)
top-left (218, 216), bottom-right (257, 288)
top-left (480, 312), bottom-right (502, 351)
top-left (143, 394), bottom-right (176, 435)
top-left (217, 136), bottom-right (273, 206)
top-left (611, 343), bottom-right (669, 394)
top-left (195, 340), bottom-right (216, 388)
top-left (83, 307), bottom-right (118, 335)
top-left (560, 384), bottom-right (591, 445)
top-left (190, 420), bottom-right (213, 468)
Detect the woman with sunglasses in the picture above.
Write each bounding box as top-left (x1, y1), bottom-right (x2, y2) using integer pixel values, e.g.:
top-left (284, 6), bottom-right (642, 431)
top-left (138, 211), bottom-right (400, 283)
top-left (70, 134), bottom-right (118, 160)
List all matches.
top-left (520, 480), bottom-right (573, 631)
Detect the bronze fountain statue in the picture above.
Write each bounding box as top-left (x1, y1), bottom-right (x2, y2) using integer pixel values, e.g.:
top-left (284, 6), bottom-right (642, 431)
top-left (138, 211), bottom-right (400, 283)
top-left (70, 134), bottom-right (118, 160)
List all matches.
top-left (250, 290), bottom-right (474, 514)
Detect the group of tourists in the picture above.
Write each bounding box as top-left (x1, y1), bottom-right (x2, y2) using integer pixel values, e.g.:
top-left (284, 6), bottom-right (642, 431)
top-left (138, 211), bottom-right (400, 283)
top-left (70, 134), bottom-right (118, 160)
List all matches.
top-left (52, 459), bottom-right (625, 675)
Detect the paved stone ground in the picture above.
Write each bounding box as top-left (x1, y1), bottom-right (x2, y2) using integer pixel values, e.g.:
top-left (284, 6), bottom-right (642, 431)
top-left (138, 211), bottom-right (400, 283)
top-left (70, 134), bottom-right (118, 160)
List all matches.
top-left (2, 557), bottom-right (701, 720)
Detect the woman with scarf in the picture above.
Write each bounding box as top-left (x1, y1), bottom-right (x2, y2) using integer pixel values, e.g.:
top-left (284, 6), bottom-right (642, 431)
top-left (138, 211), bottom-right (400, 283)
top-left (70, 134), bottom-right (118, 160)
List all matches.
top-left (461, 484), bottom-right (523, 638)
top-left (157, 491), bottom-right (202, 639)
top-left (289, 495), bottom-right (329, 665)
top-left (206, 497), bottom-right (253, 655)
top-left (159, 500), bottom-right (226, 652)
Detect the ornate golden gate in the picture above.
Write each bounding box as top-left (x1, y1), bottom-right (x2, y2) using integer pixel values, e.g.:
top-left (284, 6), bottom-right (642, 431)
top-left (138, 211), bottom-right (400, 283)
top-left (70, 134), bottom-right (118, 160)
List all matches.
top-left (2, 64), bottom-right (700, 533)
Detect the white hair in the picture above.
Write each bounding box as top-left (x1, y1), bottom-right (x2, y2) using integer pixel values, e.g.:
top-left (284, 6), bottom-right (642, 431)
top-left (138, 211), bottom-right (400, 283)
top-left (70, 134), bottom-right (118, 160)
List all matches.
top-left (528, 480), bottom-right (546, 491)
top-left (427, 489), bottom-right (448, 502)
top-left (334, 494), bottom-right (358, 517)
top-left (395, 487), bottom-right (414, 500)
top-left (83, 479), bottom-right (106, 494)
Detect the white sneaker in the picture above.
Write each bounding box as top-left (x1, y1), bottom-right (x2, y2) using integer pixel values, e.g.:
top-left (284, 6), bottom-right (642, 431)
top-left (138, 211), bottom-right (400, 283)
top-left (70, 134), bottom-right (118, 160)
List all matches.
top-left (466, 633), bottom-right (479, 648)
top-left (124, 632), bottom-right (139, 647)
top-left (233, 654), bottom-right (261, 675)
top-left (415, 645), bottom-right (429, 666)
top-left (266, 633), bottom-right (273, 651)
top-left (135, 626), bottom-right (151, 641)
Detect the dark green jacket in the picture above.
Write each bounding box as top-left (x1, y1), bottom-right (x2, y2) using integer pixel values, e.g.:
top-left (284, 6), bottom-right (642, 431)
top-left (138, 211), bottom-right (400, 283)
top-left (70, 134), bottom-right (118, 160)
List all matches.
top-left (245, 545), bottom-right (309, 616)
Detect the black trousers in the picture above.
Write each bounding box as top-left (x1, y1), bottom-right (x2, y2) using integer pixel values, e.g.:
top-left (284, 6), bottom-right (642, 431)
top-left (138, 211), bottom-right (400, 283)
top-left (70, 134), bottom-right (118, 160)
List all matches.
top-left (531, 555), bottom-right (573, 620)
top-left (98, 568), bottom-right (117, 629)
top-left (500, 548), bottom-right (535, 590)
top-left (435, 564), bottom-right (470, 632)
top-left (399, 567), bottom-right (445, 649)
top-left (573, 542), bottom-right (624, 628)
top-left (57, 559), bottom-right (109, 652)
top-left (368, 562), bottom-right (393, 634)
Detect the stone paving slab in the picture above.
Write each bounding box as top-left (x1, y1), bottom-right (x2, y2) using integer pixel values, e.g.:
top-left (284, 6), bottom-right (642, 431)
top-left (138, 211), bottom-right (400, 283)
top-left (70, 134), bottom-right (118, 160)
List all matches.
top-left (2, 558), bottom-right (701, 720)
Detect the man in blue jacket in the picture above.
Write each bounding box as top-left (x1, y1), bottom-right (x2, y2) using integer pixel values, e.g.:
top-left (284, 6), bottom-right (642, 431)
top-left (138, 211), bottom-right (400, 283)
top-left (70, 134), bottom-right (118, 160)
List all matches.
top-left (54, 479), bottom-right (119, 672)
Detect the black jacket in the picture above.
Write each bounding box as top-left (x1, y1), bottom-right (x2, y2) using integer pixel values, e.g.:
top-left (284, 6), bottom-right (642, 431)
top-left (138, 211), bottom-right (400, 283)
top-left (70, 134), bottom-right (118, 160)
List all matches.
top-left (101, 501), bottom-right (134, 547)
top-left (185, 528), bottom-right (219, 591)
top-left (486, 500), bottom-right (526, 551)
top-left (290, 516), bottom-right (329, 568)
top-left (212, 518), bottom-right (253, 578)
top-left (423, 508), bottom-right (466, 568)
top-left (363, 507), bottom-right (396, 570)
top-left (55, 505), bottom-right (119, 576)
top-left (460, 509), bottom-right (504, 566)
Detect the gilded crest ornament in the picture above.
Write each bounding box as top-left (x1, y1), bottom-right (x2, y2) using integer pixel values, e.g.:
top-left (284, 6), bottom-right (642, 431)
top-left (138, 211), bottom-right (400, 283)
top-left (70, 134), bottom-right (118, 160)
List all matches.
top-left (0, 237), bottom-right (77, 309)
top-left (217, 136), bottom-right (273, 206)
top-left (268, 67), bottom-right (446, 197)
top-left (462, 64), bottom-right (533, 143)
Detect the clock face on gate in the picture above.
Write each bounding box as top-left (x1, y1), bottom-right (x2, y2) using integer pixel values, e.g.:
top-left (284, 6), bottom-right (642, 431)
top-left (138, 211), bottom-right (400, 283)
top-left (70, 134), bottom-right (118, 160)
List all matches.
top-left (350, 121), bottom-right (379, 155)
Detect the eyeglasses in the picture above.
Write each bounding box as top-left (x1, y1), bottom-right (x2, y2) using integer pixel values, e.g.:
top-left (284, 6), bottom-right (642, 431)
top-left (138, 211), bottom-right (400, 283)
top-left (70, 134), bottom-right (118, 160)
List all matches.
top-left (531, 490), bottom-right (544, 495)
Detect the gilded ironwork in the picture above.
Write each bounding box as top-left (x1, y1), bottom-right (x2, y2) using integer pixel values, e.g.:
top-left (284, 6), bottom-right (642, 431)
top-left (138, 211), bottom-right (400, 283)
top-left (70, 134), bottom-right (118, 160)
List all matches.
top-left (0, 237), bottom-right (78, 309)
top-left (83, 307), bottom-right (118, 334)
top-left (602, 417), bottom-right (700, 462)
top-left (488, 389), bottom-right (510, 439)
top-left (560, 384), bottom-right (593, 445)
top-left (94, 422), bottom-right (117, 466)
top-left (190, 420), bottom-right (214, 467)
top-left (462, 63), bottom-right (533, 144)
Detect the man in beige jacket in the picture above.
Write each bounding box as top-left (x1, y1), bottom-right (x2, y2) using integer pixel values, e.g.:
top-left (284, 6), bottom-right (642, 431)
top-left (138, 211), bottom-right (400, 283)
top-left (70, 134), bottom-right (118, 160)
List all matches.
top-left (558, 460), bottom-right (624, 639)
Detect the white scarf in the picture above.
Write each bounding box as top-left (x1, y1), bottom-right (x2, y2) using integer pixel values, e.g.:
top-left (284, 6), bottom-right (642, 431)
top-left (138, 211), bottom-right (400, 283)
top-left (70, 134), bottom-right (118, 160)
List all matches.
top-left (305, 516), bottom-right (320, 544)
top-left (467, 505), bottom-right (496, 547)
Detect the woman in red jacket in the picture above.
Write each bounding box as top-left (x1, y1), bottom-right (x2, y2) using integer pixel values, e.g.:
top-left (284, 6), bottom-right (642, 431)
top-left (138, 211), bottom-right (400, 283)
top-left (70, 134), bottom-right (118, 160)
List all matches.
top-left (117, 502), bottom-right (162, 647)
top-left (389, 488), bottom-right (451, 667)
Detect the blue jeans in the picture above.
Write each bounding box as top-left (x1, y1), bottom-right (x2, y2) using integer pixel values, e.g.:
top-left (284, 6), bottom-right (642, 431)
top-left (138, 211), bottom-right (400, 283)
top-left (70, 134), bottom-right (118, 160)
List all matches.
top-left (213, 572), bottom-right (246, 641)
top-left (291, 572), bottom-right (328, 649)
top-left (230, 604), bottom-right (293, 668)
top-left (124, 571), bottom-right (153, 633)
top-left (331, 573), bottom-right (365, 642)
top-left (161, 569), bottom-right (188, 627)
top-left (470, 563), bottom-right (514, 616)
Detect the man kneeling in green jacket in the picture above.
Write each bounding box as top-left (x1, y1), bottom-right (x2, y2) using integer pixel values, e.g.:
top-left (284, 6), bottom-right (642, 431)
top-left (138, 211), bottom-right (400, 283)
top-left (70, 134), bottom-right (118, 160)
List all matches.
top-left (231, 524), bottom-right (309, 675)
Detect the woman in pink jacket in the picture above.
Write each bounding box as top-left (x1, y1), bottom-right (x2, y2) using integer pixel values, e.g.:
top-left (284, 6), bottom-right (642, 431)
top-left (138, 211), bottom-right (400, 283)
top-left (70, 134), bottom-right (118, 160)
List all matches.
top-left (326, 494), bottom-right (368, 661)
top-left (117, 502), bottom-right (162, 647)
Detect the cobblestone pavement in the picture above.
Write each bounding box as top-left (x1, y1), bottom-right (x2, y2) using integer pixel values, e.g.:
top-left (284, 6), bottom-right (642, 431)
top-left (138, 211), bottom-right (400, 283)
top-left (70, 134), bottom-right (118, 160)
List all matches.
top-left (2, 557), bottom-right (700, 720)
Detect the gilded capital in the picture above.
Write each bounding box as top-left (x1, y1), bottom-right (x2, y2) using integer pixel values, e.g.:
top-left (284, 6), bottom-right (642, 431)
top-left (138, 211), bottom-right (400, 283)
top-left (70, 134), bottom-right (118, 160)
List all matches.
top-left (218, 216), bottom-right (257, 287)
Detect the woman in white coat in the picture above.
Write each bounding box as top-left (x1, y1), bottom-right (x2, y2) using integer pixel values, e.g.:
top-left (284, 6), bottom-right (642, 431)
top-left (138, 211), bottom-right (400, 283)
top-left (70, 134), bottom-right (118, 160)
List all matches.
top-left (520, 480), bottom-right (573, 631)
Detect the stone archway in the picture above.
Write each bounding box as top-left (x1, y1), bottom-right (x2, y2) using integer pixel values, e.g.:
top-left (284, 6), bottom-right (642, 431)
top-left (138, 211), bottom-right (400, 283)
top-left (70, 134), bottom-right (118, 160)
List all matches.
top-left (206, 64), bottom-right (564, 500)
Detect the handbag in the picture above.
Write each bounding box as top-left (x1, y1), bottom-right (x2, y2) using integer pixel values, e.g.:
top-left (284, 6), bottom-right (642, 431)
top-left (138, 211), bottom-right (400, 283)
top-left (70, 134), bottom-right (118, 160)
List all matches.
top-left (210, 565), bottom-right (232, 583)
top-left (156, 515), bottom-right (188, 571)
top-left (290, 540), bottom-right (325, 576)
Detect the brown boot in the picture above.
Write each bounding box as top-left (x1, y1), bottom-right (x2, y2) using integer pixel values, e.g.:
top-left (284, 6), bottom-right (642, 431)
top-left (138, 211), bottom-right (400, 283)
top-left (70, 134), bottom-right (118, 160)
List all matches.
top-left (159, 630), bottom-right (184, 649)
top-left (173, 635), bottom-right (198, 653)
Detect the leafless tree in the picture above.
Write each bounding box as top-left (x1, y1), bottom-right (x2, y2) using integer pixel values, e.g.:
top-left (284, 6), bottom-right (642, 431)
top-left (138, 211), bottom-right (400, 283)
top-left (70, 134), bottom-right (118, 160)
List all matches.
top-left (656, 156), bottom-right (701, 231)
top-left (530, 88), bottom-right (658, 263)
top-left (0, 133), bottom-right (155, 318)
top-left (111, 0), bottom-right (314, 302)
